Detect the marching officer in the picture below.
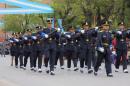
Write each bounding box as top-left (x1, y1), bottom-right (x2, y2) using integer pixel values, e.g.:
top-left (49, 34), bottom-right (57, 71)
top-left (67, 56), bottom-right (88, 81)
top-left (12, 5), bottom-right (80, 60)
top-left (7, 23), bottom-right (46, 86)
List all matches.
top-left (23, 29), bottom-right (34, 70)
top-left (74, 28), bottom-right (82, 71)
top-left (89, 28), bottom-right (98, 68)
top-left (115, 22), bottom-right (129, 73)
top-left (43, 19), bottom-right (58, 75)
top-left (78, 22), bottom-right (93, 73)
top-left (33, 26), bottom-right (44, 72)
top-left (14, 32), bottom-right (24, 68)
top-left (65, 26), bottom-right (78, 71)
top-left (55, 31), bottom-right (66, 69)
top-left (9, 33), bottom-right (17, 66)
top-left (94, 21), bottom-right (113, 77)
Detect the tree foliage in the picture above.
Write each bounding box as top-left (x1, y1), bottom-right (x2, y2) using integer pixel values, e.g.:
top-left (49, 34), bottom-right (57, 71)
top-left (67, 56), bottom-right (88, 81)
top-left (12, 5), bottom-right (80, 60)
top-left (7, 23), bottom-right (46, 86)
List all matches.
top-left (4, 0), bottom-right (130, 32)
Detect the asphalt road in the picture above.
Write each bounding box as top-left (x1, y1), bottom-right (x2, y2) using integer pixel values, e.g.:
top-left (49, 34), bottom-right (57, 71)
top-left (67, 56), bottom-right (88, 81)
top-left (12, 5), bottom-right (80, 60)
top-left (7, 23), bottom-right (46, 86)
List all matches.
top-left (0, 55), bottom-right (130, 86)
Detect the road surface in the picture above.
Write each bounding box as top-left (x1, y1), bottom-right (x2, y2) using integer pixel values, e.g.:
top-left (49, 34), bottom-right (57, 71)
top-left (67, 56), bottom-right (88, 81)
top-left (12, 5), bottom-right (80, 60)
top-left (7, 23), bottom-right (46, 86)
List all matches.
top-left (0, 55), bottom-right (130, 86)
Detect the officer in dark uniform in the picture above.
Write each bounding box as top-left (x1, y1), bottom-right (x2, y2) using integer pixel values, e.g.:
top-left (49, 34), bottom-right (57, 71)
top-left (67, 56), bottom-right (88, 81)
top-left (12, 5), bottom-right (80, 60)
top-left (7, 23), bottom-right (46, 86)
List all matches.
top-left (65, 26), bottom-right (78, 71)
top-left (78, 22), bottom-right (93, 73)
top-left (74, 28), bottom-right (82, 71)
top-left (23, 29), bottom-right (34, 70)
top-left (14, 32), bottom-right (24, 68)
top-left (9, 33), bottom-right (17, 66)
top-left (33, 26), bottom-right (44, 73)
top-left (89, 27), bottom-right (98, 68)
top-left (55, 31), bottom-right (66, 69)
top-left (115, 22), bottom-right (129, 73)
top-left (43, 19), bottom-right (58, 75)
top-left (94, 21), bottom-right (113, 77)
top-left (9, 33), bottom-right (20, 68)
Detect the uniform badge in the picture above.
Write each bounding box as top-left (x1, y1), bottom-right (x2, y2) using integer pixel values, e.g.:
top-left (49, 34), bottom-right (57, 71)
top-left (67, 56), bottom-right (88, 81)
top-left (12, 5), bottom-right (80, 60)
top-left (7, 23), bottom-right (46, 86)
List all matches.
top-left (86, 39), bottom-right (89, 42)
top-left (49, 38), bottom-right (52, 41)
top-left (121, 39), bottom-right (124, 41)
top-left (37, 41), bottom-right (40, 44)
top-left (71, 41), bottom-right (74, 43)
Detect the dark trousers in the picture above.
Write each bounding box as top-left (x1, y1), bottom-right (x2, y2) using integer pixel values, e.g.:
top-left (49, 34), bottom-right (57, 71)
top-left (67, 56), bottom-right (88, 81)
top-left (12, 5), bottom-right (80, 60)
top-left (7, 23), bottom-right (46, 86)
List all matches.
top-left (65, 44), bottom-right (77, 68)
top-left (80, 48), bottom-right (91, 69)
top-left (55, 51), bottom-right (64, 66)
top-left (44, 48), bottom-right (56, 71)
top-left (34, 51), bottom-right (43, 69)
top-left (80, 58), bottom-right (85, 68)
top-left (94, 48), bottom-right (112, 75)
top-left (15, 52), bottom-right (23, 67)
top-left (66, 50), bottom-right (77, 68)
top-left (115, 49), bottom-right (127, 70)
top-left (55, 46), bottom-right (64, 66)
top-left (90, 46), bottom-right (97, 67)
top-left (24, 51), bottom-right (34, 68)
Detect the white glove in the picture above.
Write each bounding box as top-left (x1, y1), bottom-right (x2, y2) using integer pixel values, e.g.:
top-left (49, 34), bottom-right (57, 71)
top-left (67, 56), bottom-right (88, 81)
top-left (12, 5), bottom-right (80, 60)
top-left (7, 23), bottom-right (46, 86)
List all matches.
top-left (63, 43), bottom-right (66, 45)
top-left (117, 31), bottom-right (122, 35)
top-left (24, 37), bottom-right (28, 40)
top-left (63, 32), bottom-right (67, 34)
top-left (66, 35), bottom-right (71, 38)
top-left (44, 34), bottom-right (49, 38)
top-left (15, 39), bottom-right (19, 42)
top-left (9, 40), bottom-right (13, 43)
top-left (95, 27), bottom-right (99, 30)
top-left (32, 36), bottom-right (37, 40)
top-left (56, 28), bottom-right (61, 32)
top-left (98, 47), bottom-right (104, 53)
top-left (110, 45), bottom-right (113, 50)
top-left (81, 30), bottom-right (85, 34)
top-left (112, 51), bottom-right (116, 55)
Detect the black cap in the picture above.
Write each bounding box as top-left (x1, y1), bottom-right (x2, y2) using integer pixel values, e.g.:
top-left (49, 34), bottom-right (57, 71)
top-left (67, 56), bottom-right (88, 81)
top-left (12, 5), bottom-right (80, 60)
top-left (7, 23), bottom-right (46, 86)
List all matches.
top-left (47, 18), bottom-right (53, 24)
top-left (67, 25), bottom-right (74, 31)
top-left (102, 21), bottom-right (109, 26)
top-left (12, 32), bottom-right (16, 35)
top-left (26, 29), bottom-right (32, 32)
top-left (82, 22), bottom-right (89, 26)
top-left (18, 32), bottom-right (22, 35)
top-left (118, 22), bottom-right (125, 26)
top-left (36, 26), bottom-right (42, 30)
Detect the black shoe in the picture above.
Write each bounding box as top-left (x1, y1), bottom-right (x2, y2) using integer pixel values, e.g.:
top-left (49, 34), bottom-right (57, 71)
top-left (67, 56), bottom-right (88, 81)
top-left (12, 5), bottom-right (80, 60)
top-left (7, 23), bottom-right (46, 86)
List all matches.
top-left (80, 70), bottom-right (84, 73)
top-left (33, 68), bottom-right (37, 72)
top-left (23, 67), bottom-right (26, 70)
top-left (15, 65), bottom-right (18, 68)
top-left (107, 73), bottom-right (113, 77)
top-left (38, 69), bottom-right (42, 73)
top-left (85, 65), bottom-right (88, 68)
top-left (123, 69), bottom-right (129, 73)
top-left (74, 68), bottom-right (79, 71)
top-left (50, 71), bottom-right (55, 75)
top-left (11, 64), bottom-right (13, 66)
top-left (94, 71), bottom-right (98, 76)
top-left (20, 66), bottom-right (24, 69)
top-left (60, 66), bottom-right (64, 70)
top-left (115, 69), bottom-right (119, 72)
top-left (46, 70), bottom-right (49, 74)
top-left (88, 69), bottom-right (93, 74)
top-left (30, 67), bottom-right (34, 71)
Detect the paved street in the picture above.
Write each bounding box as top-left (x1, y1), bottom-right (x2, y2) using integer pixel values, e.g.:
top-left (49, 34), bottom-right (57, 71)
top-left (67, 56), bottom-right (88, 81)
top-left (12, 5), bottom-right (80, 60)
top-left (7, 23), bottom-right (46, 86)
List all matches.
top-left (0, 55), bottom-right (130, 86)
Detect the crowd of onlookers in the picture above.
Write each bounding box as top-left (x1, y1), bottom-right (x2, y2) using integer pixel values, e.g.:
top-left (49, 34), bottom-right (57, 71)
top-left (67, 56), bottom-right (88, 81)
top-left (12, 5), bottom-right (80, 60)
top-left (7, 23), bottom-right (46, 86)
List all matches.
top-left (0, 41), bottom-right (10, 57)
